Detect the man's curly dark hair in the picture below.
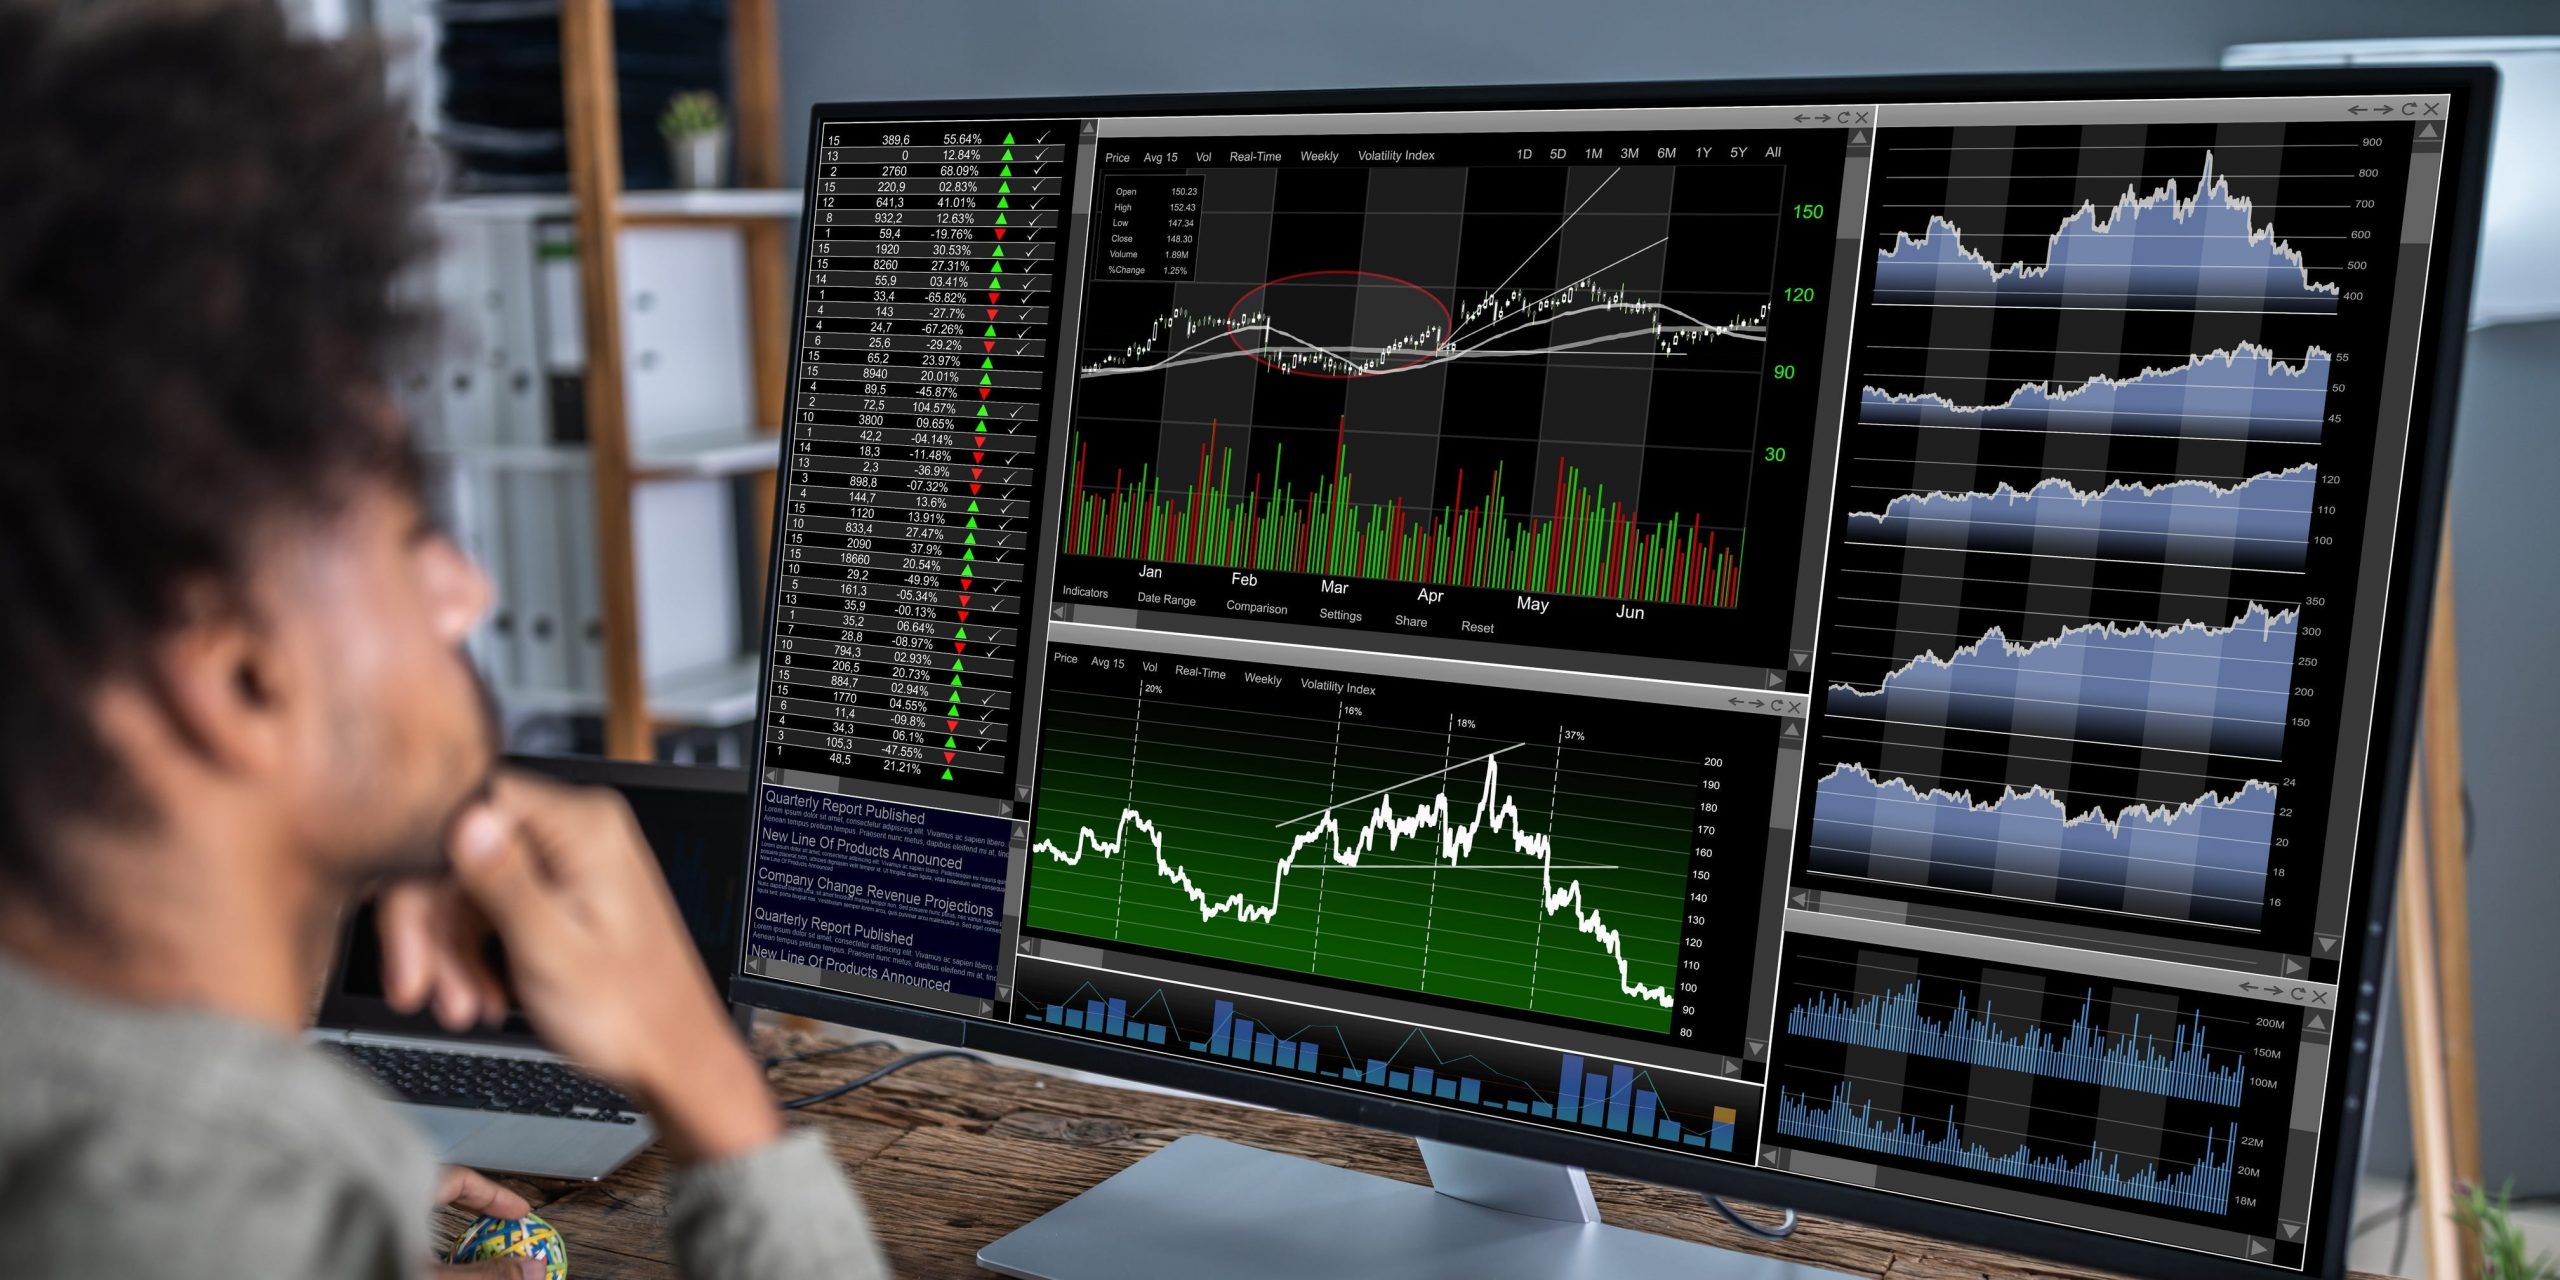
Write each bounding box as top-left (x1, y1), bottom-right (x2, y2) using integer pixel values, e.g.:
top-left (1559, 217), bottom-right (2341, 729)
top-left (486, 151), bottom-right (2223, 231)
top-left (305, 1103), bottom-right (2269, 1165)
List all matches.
top-left (0, 0), bottom-right (436, 892)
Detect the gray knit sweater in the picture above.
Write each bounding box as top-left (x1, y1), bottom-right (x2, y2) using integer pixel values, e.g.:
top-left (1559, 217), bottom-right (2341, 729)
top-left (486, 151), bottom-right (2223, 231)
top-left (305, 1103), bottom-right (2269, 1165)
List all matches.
top-left (0, 953), bottom-right (889, 1278)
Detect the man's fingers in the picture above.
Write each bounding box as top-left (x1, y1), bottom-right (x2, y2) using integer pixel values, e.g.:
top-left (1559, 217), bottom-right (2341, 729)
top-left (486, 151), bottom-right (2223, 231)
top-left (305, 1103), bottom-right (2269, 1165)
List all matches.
top-left (375, 882), bottom-right (436, 1014)
top-left (487, 769), bottom-right (642, 876)
top-left (430, 954), bottom-right (483, 1032)
top-left (446, 805), bottom-right (562, 939)
top-left (436, 1165), bottom-right (534, 1221)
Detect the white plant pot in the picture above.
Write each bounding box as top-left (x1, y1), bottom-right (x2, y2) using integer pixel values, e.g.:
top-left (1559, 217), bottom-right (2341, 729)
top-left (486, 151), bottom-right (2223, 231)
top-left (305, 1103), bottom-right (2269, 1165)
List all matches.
top-left (669, 129), bottom-right (727, 190)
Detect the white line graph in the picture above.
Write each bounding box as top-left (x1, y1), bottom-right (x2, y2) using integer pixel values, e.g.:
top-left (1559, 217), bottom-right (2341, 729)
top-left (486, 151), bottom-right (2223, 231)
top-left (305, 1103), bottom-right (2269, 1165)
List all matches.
top-left (1031, 746), bottom-right (1678, 1010)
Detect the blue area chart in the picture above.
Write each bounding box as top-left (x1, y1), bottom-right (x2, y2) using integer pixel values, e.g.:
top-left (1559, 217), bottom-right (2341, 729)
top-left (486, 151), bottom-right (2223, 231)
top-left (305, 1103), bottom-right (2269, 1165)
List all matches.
top-left (1859, 344), bottom-right (2329, 443)
top-left (1871, 154), bottom-right (2339, 313)
top-left (1777, 1083), bottom-right (2237, 1214)
top-left (1806, 764), bottom-right (2275, 929)
top-left (1845, 464), bottom-right (2316, 572)
top-left (1828, 605), bottom-right (2299, 758)
top-left (1785, 984), bottom-right (2245, 1106)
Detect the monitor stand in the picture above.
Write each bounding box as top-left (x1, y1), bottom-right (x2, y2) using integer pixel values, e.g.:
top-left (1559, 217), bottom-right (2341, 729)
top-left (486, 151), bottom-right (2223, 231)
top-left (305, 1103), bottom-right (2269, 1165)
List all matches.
top-left (977, 1133), bottom-right (1855, 1280)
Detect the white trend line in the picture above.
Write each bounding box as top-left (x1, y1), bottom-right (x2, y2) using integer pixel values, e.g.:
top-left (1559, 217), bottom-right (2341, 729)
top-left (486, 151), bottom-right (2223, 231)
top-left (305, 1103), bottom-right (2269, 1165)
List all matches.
top-left (1032, 748), bottom-right (1676, 1010)
top-left (1272, 745), bottom-right (1521, 828)
top-left (1447, 167), bottom-right (1623, 343)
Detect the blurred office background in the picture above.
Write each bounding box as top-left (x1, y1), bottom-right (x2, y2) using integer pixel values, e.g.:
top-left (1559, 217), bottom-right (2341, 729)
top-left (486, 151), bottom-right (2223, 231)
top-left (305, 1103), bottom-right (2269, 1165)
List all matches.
top-left (309, 1), bottom-right (2559, 1270)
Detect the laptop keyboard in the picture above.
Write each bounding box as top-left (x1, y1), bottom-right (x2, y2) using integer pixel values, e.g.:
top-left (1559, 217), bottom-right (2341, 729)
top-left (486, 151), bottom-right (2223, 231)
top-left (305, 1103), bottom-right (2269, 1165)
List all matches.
top-left (333, 1042), bottom-right (640, 1123)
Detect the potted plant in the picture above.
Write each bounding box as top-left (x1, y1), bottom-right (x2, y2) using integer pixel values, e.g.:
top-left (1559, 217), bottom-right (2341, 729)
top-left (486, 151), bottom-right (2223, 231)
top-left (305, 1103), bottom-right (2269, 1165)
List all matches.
top-left (661, 90), bottom-right (726, 189)
top-left (2456, 1183), bottom-right (2559, 1280)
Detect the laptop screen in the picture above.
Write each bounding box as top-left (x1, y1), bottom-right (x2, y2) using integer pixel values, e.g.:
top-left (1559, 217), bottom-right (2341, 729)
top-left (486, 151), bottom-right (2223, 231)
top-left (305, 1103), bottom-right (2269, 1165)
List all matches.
top-left (321, 757), bottom-right (749, 1039)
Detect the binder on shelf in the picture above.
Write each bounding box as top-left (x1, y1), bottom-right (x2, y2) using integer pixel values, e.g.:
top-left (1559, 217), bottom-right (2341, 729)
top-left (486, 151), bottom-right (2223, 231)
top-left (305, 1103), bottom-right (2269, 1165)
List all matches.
top-left (484, 215), bottom-right (551, 447)
top-left (387, 237), bottom-right (445, 446)
top-left (499, 470), bottom-right (573, 699)
top-left (557, 462), bottom-right (607, 702)
top-left (426, 216), bottom-right (501, 450)
top-left (632, 477), bottom-right (742, 691)
top-left (483, 214), bottom-right (573, 703)
top-left (617, 225), bottom-right (760, 456)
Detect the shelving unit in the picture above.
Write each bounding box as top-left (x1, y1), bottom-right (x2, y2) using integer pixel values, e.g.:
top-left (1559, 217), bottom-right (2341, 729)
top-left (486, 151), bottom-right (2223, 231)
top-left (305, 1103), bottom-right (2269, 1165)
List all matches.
top-left (552, 0), bottom-right (790, 759)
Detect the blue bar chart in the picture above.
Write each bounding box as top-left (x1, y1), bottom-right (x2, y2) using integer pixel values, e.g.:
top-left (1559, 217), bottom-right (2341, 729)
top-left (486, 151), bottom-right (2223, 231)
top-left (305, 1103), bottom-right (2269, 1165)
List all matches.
top-left (1764, 933), bottom-right (2300, 1229)
top-left (1014, 965), bottom-right (1756, 1160)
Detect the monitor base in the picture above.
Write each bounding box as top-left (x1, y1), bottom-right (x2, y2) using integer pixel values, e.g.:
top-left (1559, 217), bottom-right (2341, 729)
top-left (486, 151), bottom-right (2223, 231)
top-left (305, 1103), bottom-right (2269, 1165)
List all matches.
top-left (976, 1133), bottom-right (1853, 1280)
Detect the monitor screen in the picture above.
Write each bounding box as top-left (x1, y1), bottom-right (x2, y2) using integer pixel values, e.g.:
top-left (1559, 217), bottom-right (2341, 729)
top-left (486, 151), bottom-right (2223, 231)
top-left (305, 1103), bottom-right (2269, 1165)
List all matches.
top-left (735, 72), bottom-right (2482, 1279)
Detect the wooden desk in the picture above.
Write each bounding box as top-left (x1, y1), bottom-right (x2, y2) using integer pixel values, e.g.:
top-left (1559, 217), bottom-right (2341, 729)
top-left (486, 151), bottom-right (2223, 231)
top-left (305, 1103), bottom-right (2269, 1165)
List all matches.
top-left (453, 1033), bottom-right (2377, 1280)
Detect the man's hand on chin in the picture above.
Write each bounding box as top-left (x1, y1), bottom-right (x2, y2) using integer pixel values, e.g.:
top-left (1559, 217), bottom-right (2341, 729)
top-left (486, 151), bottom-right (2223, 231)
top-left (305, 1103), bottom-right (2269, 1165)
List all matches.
top-left (377, 877), bottom-right (509, 1030)
top-left (445, 770), bottom-right (782, 1164)
top-left (429, 1166), bottom-right (543, 1280)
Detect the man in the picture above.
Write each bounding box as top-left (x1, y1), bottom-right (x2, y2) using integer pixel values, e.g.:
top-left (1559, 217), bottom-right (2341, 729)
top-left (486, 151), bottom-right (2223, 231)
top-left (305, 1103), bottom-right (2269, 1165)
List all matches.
top-left (0, 2), bottom-right (890, 1276)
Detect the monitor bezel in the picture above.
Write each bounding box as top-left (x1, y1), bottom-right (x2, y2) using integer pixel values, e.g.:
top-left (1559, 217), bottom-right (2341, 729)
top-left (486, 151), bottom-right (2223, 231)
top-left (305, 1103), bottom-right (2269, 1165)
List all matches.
top-left (734, 65), bottom-right (2493, 1280)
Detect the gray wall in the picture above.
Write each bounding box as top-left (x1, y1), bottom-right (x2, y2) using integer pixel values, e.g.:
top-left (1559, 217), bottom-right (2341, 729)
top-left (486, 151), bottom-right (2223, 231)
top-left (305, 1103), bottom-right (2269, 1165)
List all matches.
top-left (773, 0), bottom-right (2560, 1192)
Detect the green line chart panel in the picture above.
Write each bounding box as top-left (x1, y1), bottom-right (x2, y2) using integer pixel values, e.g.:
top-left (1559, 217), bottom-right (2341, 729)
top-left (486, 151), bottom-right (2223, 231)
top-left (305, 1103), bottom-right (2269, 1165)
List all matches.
top-left (1020, 643), bottom-right (1775, 1036)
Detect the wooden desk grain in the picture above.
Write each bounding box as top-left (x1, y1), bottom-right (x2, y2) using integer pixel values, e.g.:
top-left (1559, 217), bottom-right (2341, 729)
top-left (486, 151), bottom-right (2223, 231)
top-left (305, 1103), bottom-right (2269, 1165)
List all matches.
top-left (443, 1032), bottom-right (2377, 1280)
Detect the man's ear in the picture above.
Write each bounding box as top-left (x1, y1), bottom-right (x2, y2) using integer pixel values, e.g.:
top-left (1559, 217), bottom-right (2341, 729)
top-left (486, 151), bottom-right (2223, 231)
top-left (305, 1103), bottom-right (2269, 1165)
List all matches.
top-left (144, 582), bottom-right (296, 778)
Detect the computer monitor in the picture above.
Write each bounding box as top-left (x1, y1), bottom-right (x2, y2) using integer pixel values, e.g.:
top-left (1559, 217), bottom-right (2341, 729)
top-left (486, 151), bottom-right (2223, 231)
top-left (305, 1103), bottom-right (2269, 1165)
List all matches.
top-left (731, 68), bottom-right (2490, 1280)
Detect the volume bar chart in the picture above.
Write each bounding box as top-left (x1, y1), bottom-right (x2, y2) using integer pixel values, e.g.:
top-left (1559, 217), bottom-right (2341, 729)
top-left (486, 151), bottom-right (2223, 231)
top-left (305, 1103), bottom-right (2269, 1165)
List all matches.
top-left (1014, 962), bottom-right (1758, 1159)
top-left (1060, 426), bottom-right (1743, 607)
top-left (1777, 1084), bottom-right (2238, 1215)
top-left (1765, 931), bottom-right (2304, 1234)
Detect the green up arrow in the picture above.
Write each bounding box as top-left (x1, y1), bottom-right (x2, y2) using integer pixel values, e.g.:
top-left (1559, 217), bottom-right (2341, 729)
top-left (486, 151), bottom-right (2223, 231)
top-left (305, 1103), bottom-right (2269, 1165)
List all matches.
top-left (954, 627), bottom-right (969, 641)
top-left (940, 769), bottom-right (954, 781)
top-left (998, 182), bottom-right (1011, 195)
top-left (978, 373), bottom-right (992, 386)
top-left (1000, 149), bottom-right (1013, 163)
top-left (980, 357), bottom-right (994, 369)
top-left (983, 325), bottom-right (997, 338)
top-left (999, 165), bottom-right (1012, 178)
top-left (943, 736), bottom-right (957, 750)
top-left (1002, 133), bottom-right (1014, 144)
top-left (964, 533), bottom-right (978, 546)
top-left (997, 197), bottom-right (1009, 209)
top-left (967, 501), bottom-right (981, 513)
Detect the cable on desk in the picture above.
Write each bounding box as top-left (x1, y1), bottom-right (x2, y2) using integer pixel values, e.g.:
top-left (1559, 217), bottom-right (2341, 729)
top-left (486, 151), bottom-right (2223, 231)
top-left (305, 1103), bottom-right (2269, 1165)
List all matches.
top-left (762, 1038), bottom-right (895, 1071)
top-left (1705, 1194), bottom-right (1798, 1240)
top-left (779, 1048), bottom-right (986, 1111)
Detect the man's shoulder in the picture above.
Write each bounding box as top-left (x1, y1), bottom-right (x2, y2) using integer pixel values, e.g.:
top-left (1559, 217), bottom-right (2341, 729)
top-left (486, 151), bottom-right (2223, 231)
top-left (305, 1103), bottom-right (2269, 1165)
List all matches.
top-left (0, 958), bottom-right (437, 1261)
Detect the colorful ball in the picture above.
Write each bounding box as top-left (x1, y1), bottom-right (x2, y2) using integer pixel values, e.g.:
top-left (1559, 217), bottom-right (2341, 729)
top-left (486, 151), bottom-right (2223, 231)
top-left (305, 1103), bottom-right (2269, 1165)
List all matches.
top-left (448, 1213), bottom-right (568, 1280)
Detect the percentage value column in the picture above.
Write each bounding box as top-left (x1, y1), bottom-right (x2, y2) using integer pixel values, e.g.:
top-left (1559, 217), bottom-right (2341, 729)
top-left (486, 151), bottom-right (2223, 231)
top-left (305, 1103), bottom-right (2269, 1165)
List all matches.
top-left (768, 120), bottom-right (1076, 799)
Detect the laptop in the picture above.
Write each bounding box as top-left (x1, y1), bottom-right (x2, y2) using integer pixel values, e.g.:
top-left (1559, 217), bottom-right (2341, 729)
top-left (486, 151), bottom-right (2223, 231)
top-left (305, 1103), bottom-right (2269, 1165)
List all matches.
top-left (309, 754), bottom-right (752, 1181)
